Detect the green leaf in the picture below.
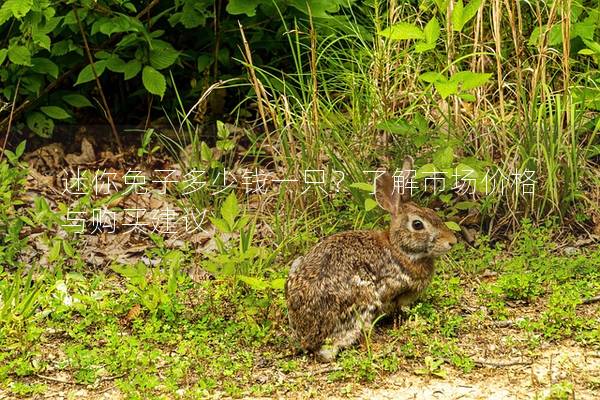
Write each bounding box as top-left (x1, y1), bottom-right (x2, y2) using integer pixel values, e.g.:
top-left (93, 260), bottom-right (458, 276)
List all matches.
top-left (0, 49), bottom-right (8, 65)
top-left (451, 0), bottom-right (465, 32)
top-left (424, 17), bottom-right (440, 44)
top-left (32, 33), bottom-right (51, 51)
top-left (415, 42), bottom-right (436, 53)
top-left (142, 66), bottom-right (166, 98)
top-left (462, 0), bottom-right (482, 27)
top-left (41, 106), bottom-right (71, 120)
top-left (49, 240), bottom-right (61, 262)
top-left (434, 79), bottom-right (458, 99)
top-left (582, 39), bottom-right (600, 55)
top-left (445, 221), bottom-right (461, 232)
top-left (106, 55), bottom-right (126, 72)
top-left (288, 0), bottom-right (345, 18)
top-left (149, 40), bottom-right (179, 70)
top-left (365, 198), bottom-right (378, 211)
top-left (197, 54), bottom-right (212, 72)
top-left (31, 57), bottom-right (59, 79)
top-left (415, 163), bottom-right (438, 179)
top-left (238, 276), bottom-right (269, 291)
top-left (433, 146), bottom-right (455, 168)
top-left (459, 93), bottom-right (476, 102)
top-left (419, 71), bottom-right (444, 83)
top-left (455, 201), bottom-right (478, 210)
top-left (379, 22), bottom-right (425, 40)
top-left (5, 0), bottom-right (33, 18)
top-left (62, 94), bottom-right (93, 108)
top-left (270, 278), bottom-right (286, 290)
top-left (221, 192), bottom-right (239, 229)
top-left (452, 71), bottom-right (492, 90)
top-left (377, 118), bottom-right (415, 135)
top-left (123, 60), bottom-right (142, 80)
top-left (26, 112), bottom-right (54, 138)
top-left (226, 0), bottom-right (262, 17)
top-left (8, 45), bottom-right (32, 66)
top-left (75, 61), bottom-right (106, 85)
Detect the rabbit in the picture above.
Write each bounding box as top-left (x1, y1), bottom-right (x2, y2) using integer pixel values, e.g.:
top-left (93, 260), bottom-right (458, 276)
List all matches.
top-left (285, 156), bottom-right (457, 362)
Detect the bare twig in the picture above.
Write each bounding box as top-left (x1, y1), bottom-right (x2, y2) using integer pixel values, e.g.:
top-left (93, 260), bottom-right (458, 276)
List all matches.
top-left (0, 78), bottom-right (20, 162)
top-left (473, 359), bottom-right (532, 368)
top-left (73, 6), bottom-right (123, 153)
top-left (582, 295), bottom-right (600, 305)
top-left (35, 374), bottom-right (78, 385)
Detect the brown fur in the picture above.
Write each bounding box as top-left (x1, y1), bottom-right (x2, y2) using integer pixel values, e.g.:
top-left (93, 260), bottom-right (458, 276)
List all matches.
top-left (285, 157), bottom-right (457, 361)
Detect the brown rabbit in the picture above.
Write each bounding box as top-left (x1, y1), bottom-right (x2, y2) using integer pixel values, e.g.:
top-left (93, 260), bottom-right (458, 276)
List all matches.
top-left (285, 157), bottom-right (457, 361)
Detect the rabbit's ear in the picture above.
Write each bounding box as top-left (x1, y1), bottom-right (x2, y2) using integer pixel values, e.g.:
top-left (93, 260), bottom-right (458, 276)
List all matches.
top-left (375, 172), bottom-right (401, 215)
top-left (399, 156), bottom-right (414, 203)
top-left (375, 157), bottom-right (414, 215)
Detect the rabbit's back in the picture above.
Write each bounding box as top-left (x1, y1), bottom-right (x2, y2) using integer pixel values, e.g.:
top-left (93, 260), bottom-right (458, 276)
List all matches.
top-left (285, 231), bottom-right (401, 350)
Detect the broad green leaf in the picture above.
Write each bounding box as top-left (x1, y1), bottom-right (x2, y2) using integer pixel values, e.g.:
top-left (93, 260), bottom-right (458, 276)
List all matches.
top-left (31, 57), bottom-right (59, 79)
top-left (451, 0), bottom-right (464, 32)
top-left (379, 22), bottom-right (425, 40)
top-left (445, 221), bottom-right (461, 232)
top-left (200, 141), bottom-right (212, 161)
top-left (75, 61), bottom-right (106, 85)
top-left (26, 112), bottom-right (54, 138)
top-left (434, 79), bottom-right (458, 99)
top-left (62, 94), bottom-right (93, 108)
top-left (365, 198), bottom-right (378, 211)
top-left (142, 66), bottom-right (166, 98)
top-left (221, 192), bottom-right (239, 229)
top-left (5, 0), bottom-right (33, 18)
top-left (8, 45), bottom-right (32, 66)
top-left (197, 54), bottom-right (212, 72)
top-left (459, 93), bottom-right (477, 102)
top-left (106, 55), bottom-right (126, 72)
top-left (33, 33), bottom-right (51, 50)
top-left (177, 3), bottom-right (208, 28)
top-left (452, 71), bottom-right (492, 90)
top-left (415, 42), bottom-right (436, 53)
top-left (41, 106), bottom-right (71, 120)
top-left (123, 59), bottom-right (142, 80)
top-left (454, 162), bottom-right (480, 178)
top-left (424, 17), bottom-right (440, 44)
top-left (415, 163), bottom-right (438, 179)
top-left (288, 0), bottom-right (345, 18)
top-left (463, 0), bottom-right (482, 27)
top-left (433, 146), bottom-right (454, 168)
top-left (419, 71), bottom-right (444, 83)
top-left (0, 49), bottom-right (8, 65)
top-left (226, 0), bottom-right (262, 17)
top-left (582, 39), bottom-right (600, 55)
top-left (528, 24), bottom-right (562, 47)
top-left (149, 40), bottom-right (179, 70)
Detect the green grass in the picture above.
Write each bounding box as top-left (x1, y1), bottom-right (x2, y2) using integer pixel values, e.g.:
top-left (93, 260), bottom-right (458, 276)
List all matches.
top-left (1, 198), bottom-right (598, 398)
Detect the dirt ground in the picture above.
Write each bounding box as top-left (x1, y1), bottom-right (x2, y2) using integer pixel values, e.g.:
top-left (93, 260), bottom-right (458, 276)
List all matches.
top-left (3, 343), bottom-right (597, 399)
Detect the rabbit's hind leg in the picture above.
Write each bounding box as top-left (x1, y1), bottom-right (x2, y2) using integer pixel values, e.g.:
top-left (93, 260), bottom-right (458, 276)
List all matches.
top-left (317, 306), bottom-right (375, 362)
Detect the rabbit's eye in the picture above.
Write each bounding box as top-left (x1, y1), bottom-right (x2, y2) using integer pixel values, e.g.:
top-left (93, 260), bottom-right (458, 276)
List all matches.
top-left (412, 219), bottom-right (424, 231)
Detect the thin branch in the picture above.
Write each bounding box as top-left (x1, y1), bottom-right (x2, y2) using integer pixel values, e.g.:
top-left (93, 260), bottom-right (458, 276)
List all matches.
top-left (473, 359), bottom-right (532, 368)
top-left (73, 6), bottom-right (123, 153)
top-left (0, 78), bottom-right (20, 162)
top-left (582, 295), bottom-right (600, 305)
